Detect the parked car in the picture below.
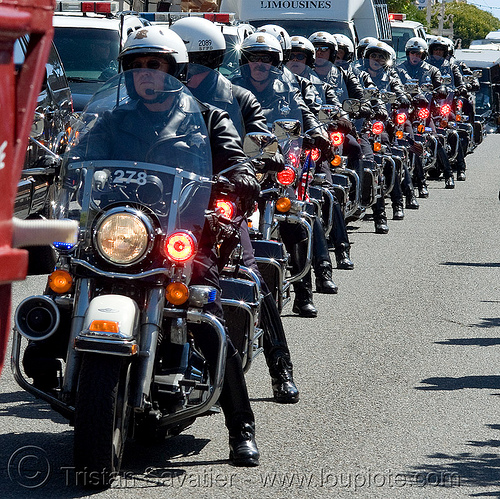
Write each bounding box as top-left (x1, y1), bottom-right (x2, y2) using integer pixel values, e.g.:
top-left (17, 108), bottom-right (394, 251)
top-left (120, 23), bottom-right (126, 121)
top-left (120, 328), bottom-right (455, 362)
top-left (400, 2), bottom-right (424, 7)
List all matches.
top-left (14, 35), bottom-right (73, 273)
top-left (53, 2), bottom-right (150, 111)
top-left (455, 48), bottom-right (500, 133)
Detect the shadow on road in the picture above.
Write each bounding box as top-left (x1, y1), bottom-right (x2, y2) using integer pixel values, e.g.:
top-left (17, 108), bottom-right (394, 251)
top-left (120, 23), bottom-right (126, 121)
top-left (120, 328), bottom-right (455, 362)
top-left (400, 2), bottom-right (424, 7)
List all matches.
top-left (440, 262), bottom-right (500, 268)
top-left (416, 376), bottom-right (500, 391)
top-left (436, 337), bottom-right (500, 346)
top-left (0, 390), bottom-right (67, 423)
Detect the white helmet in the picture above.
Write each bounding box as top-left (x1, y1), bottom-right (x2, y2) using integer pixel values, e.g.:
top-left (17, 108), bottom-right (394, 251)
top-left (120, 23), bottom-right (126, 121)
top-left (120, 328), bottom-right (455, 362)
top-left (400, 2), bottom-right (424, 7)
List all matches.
top-left (308, 31), bottom-right (338, 62)
top-left (333, 33), bottom-right (354, 62)
top-left (428, 36), bottom-right (450, 57)
top-left (440, 36), bottom-right (455, 57)
top-left (119, 26), bottom-right (189, 80)
top-left (240, 31), bottom-right (283, 67)
top-left (364, 40), bottom-right (394, 67)
top-left (290, 35), bottom-right (315, 68)
top-left (257, 24), bottom-right (291, 61)
top-left (356, 36), bottom-right (378, 59)
top-left (170, 17), bottom-right (226, 70)
top-left (405, 37), bottom-right (428, 60)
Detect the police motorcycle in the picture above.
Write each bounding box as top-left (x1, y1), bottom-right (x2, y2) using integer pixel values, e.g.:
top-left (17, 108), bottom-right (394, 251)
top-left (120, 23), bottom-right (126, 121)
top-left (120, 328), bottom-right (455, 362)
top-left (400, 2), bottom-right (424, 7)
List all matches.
top-left (455, 70), bottom-right (483, 153)
top-left (181, 63), bottom-right (274, 371)
top-left (229, 65), bottom-right (316, 312)
top-left (404, 79), bottom-right (439, 174)
top-left (12, 71), bottom-right (262, 484)
top-left (429, 81), bottom-right (461, 168)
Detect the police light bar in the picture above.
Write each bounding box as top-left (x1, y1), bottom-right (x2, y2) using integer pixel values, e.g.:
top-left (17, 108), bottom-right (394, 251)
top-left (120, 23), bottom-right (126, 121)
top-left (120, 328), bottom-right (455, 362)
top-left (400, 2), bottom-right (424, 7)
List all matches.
top-left (56, 0), bottom-right (118, 14)
top-left (388, 13), bottom-right (406, 22)
top-left (141, 11), bottom-right (235, 24)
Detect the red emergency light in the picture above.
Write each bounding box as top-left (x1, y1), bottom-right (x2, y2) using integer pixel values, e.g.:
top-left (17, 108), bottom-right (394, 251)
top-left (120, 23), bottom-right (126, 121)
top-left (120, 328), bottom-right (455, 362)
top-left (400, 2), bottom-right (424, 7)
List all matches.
top-left (203, 13), bottom-right (233, 23)
top-left (81, 2), bottom-right (112, 14)
top-left (389, 13), bottom-right (406, 22)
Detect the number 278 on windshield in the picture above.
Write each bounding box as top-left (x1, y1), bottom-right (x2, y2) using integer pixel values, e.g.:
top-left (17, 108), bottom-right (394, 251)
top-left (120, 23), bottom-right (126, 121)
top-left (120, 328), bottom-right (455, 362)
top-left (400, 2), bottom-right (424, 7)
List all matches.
top-left (112, 170), bottom-right (148, 185)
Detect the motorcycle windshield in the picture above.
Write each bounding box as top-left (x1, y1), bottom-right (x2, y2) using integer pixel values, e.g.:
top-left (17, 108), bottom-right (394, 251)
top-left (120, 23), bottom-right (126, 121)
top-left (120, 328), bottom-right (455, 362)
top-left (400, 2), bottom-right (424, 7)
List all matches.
top-left (186, 64), bottom-right (244, 139)
top-left (228, 65), bottom-right (304, 129)
top-left (57, 70), bottom-right (212, 254)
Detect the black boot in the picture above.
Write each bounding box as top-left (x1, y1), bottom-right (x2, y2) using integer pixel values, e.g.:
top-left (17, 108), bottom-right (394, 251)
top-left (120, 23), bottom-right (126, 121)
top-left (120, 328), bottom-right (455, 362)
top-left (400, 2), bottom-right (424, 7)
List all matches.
top-left (445, 176), bottom-right (455, 189)
top-left (457, 171), bottom-right (466, 181)
top-left (229, 422), bottom-right (259, 467)
top-left (292, 271), bottom-right (318, 317)
top-left (418, 182), bottom-right (429, 198)
top-left (373, 193), bottom-right (389, 234)
top-left (219, 350), bottom-right (259, 467)
top-left (260, 292), bottom-right (298, 403)
top-left (392, 202), bottom-right (404, 220)
top-left (314, 262), bottom-right (338, 294)
top-left (335, 243), bottom-right (354, 270)
top-left (312, 218), bottom-right (338, 293)
top-left (270, 357), bottom-right (299, 404)
top-left (405, 194), bottom-right (419, 210)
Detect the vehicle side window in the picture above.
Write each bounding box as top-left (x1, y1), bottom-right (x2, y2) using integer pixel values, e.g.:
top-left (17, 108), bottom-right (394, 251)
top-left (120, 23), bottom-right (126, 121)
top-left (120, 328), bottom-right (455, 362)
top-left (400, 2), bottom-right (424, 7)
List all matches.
top-left (46, 44), bottom-right (68, 92)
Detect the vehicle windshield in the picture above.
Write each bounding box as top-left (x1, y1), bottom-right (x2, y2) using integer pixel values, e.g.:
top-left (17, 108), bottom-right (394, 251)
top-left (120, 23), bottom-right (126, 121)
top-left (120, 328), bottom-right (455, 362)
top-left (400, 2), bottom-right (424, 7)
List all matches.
top-left (391, 27), bottom-right (415, 63)
top-left (220, 33), bottom-right (241, 77)
top-left (53, 27), bottom-right (120, 82)
top-left (475, 82), bottom-right (493, 116)
top-left (56, 70), bottom-right (212, 251)
top-left (249, 19), bottom-right (354, 40)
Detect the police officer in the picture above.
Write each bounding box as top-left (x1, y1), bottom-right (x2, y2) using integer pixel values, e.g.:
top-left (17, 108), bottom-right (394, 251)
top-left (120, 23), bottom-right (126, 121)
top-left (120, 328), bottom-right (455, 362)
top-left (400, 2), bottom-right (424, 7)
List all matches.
top-left (427, 36), bottom-right (468, 180)
top-left (170, 16), bottom-right (300, 403)
top-left (397, 37), bottom-right (456, 189)
top-left (310, 31), bottom-right (391, 234)
top-left (361, 40), bottom-right (419, 218)
top-left (77, 26), bottom-right (261, 466)
top-left (286, 35), bottom-right (357, 269)
top-left (231, 32), bottom-right (330, 317)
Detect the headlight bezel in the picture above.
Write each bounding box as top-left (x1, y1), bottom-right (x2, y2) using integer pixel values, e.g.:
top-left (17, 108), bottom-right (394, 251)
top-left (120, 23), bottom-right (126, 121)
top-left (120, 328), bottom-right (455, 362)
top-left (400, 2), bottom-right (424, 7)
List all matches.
top-left (92, 207), bottom-right (156, 267)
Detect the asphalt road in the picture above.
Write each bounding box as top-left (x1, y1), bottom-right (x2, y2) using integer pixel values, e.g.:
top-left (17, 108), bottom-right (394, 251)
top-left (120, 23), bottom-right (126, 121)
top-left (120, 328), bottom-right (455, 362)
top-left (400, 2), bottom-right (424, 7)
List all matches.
top-left (1, 133), bottom-right (500, 498)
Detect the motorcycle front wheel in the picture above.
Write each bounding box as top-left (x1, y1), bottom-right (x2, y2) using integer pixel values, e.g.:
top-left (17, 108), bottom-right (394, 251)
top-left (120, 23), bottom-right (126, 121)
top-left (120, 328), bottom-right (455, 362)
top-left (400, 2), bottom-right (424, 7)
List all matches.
top-left (73, 353), bottom-right (131, 488)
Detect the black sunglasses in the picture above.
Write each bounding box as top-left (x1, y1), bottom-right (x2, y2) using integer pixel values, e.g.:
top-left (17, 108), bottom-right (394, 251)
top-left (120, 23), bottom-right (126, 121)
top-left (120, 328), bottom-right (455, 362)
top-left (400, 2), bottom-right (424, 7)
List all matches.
top-left (130, 59), bottom-right (168, 70)
top-left (289, 53), bottom-right (307, 61)
top-left (315, 46), bottom-right (330, 52)
top-left (247, 54), bottom-right (273, 63)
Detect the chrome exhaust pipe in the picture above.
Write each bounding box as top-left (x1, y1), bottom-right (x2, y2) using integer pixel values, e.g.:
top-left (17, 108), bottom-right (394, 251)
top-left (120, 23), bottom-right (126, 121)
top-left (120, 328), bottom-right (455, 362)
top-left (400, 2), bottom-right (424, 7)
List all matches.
top-left (15, 295), bottom-right (60, 341)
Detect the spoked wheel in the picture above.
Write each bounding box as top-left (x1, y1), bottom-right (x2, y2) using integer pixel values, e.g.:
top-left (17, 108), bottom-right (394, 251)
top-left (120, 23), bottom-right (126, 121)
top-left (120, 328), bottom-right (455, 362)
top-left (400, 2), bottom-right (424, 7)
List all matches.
top-left (74, 354), bottom-right (131, 488)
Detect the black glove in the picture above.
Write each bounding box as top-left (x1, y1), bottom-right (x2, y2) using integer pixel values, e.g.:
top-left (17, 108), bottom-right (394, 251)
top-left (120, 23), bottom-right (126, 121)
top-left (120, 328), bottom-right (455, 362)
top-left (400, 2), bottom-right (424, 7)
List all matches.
top-left (358, 103), bottom-right (373, 119)
top-left (310, 132), bottom-right (332, 160)
top-left (262, 150), bottom-right (285, 172)
top-left (226, 170), bottom-right (261, 200)
top-left (414, 94), bottom-right (429, 107)
top-left (456, 85), bottom-right (468, 97)
top-left (335, 116), bottom-right (355, 135)
top-left (398, 95), bottom-right (411, 107)
top-left (434, 86), bottom-right (448, 99)
top-left (373, 107), bottom-right (389, 121)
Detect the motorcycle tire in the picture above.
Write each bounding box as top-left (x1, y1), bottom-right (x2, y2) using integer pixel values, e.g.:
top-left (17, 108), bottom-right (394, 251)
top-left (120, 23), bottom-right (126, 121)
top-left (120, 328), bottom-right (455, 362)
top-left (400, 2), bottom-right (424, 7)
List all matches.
top-left (73, 354), bottom-right (131, 488)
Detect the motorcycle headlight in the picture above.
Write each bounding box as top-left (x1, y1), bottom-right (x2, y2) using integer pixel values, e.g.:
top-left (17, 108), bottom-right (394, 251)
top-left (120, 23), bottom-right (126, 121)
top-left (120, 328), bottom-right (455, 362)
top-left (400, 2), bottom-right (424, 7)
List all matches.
top-left (94, 209), bottom-right (154, 265)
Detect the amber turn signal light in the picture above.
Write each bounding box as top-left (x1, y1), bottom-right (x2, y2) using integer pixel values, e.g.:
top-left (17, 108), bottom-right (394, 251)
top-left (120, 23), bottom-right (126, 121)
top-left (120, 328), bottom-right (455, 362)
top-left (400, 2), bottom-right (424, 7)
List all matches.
top-left (166, 282), bottom-right (189, 305)
top-left (276, 197), bottom-right (291, 213)
top-left (48, 270), bottom-right (73, 294)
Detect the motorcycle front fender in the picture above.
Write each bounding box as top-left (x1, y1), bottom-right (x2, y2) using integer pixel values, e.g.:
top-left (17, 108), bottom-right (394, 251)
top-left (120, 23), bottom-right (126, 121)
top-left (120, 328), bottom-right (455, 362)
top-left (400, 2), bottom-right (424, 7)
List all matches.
top-left (74, 295), bottom-right (140, 356)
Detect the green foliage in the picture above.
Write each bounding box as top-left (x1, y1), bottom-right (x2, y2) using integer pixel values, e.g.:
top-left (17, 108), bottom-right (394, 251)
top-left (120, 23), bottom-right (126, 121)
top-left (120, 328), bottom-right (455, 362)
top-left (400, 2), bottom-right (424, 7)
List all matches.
top-left (388, 0), bottom-right (500, 48)
top-left (439, 3), bottom-right (500, 47)
top-left (387, 0), bottom-right (426, 25)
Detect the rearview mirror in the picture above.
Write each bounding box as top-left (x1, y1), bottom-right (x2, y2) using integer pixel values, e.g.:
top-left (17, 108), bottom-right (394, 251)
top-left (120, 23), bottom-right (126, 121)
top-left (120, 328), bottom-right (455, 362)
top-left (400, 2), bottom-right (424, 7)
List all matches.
top-left (272, 119), bottom-right (302, 141)
top-left (318, 105), bottom-right (341, 123)
top-left (342, 98), bottom-right (361, 115)
top-left (243, 132), bottom-right (279, 158)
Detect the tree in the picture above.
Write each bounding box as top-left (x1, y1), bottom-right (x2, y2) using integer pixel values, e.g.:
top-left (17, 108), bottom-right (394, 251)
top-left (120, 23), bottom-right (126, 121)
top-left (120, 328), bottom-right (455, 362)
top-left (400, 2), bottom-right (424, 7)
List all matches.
top-left (435, 2), bottom-right (500, 47)
top-left (387, 0), bottom-right (500, 48)
top-left (387, 0), bottom-right (426, 23)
